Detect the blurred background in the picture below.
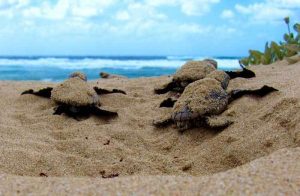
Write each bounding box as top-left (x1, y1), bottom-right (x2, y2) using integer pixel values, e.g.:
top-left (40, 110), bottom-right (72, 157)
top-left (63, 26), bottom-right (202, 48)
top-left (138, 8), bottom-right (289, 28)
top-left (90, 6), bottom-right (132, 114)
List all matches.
top-left (0, 0), bottom-right (299, 81)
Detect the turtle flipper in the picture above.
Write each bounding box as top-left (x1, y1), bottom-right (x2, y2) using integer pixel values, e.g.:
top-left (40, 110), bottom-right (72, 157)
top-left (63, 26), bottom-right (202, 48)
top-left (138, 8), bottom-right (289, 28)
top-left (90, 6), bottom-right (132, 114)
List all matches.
top-left (154, 80), bottom-right (177, 94)
top-left (21, 87), bottom-right (53, 98)
top-left (92, 106), bottom-right (118, 117)
top-left (225, 66), bottom-right (256, 79)
top-left (94, 87), bottom-right (126, 95)
top-left (229, 85), bottom-right (278, 102)
top-left (53, 105), bottom-right (65, 115)
top-left (205, 116), bottom-right (233, 130)
top-left (153, 115), bottom-right (173, 128)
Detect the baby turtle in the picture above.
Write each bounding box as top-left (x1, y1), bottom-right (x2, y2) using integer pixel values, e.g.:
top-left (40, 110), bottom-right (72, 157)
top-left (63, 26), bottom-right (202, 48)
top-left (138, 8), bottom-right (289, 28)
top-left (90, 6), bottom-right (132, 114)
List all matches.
top-left (21, 72), bottom-right (126, 120)
top-left (154, 78), bottom-right (278, 131)
top-left (155, 60), bottom-right (255, 94)
top-left (159, 70), bottom-right (231, 108)
top-left (100, 72), bottom-right (127, 79)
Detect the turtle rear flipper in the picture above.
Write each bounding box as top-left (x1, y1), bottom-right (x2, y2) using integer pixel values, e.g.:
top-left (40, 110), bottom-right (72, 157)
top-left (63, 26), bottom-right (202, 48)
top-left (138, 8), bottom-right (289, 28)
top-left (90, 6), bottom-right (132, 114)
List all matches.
top-left (94, 87), bottom-right (126, 95)
top-left (206, 116), bottom-right (233, 130)
top-left (92, 106), bottom-right (118, 117)
top-left (225, 67), bottom-right (256, 79)
top-left (21, 87), bottom-right (53, 98)
top-left (229, 85), bottom-right (278, 102)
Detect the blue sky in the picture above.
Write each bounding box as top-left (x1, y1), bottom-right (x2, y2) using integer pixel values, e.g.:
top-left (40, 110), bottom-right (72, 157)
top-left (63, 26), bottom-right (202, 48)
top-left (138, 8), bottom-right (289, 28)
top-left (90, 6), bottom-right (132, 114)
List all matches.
top-left (0, 0), bottom-right (299, 56)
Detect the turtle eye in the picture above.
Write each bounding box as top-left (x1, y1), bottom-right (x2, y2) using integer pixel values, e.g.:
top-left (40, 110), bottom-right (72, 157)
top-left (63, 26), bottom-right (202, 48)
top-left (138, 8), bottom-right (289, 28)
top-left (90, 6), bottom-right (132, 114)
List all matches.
top-left (208, 90), bottom-right (227, 100)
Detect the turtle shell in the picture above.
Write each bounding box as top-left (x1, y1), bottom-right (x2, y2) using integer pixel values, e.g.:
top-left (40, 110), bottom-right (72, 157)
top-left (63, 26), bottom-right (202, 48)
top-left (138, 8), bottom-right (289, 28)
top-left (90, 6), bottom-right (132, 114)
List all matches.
top-left (206, 70), bottom-right (230, 89)
top-left (173, 61), bottom-right (216, 83)
top-left (69, 72), bottom-right (87, 81)
top-left (172, 78), bottom-right (228, 122)
top-left (51, 77), bottom-right (99, 107)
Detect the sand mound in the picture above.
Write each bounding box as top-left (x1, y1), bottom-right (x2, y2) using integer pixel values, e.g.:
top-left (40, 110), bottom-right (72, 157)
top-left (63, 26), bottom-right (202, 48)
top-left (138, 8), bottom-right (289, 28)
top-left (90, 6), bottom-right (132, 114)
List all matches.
top-left (0, 60), bottom-right (299, 194)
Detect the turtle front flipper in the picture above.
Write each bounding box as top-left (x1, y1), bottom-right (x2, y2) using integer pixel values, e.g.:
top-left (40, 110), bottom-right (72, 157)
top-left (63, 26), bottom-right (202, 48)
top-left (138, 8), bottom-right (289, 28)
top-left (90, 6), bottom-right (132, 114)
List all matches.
top-left (205, 116), bottom-right (233, 130)
top-left (229, 85), bottom-right (279, 102)
top-left (225, 66), bottom-right (256, 79)
top-left (21, 87), bottom-right (53, 98)
top-left (153, 114), bottom-right (173, 128)
top-left (92, 106), bottom-right (118, 117)
top-left (94, 87), bottom-right (126, 95)
top-left (154, 80), bottom-right (177, 94)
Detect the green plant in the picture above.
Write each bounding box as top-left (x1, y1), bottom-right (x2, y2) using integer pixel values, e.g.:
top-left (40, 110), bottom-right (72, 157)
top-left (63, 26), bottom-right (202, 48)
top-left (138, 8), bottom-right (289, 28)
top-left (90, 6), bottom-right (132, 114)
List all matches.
top-left (240, 17), bottom-right (300, 66)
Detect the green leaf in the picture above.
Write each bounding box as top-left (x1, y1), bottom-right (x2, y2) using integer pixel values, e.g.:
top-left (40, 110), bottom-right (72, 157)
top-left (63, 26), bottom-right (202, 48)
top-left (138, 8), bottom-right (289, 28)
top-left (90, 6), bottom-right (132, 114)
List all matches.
top-left (295, 34), bottom-right (300, 42)
top-left (271, 42), bottom-right (284, 60)
top-left (241, 18), bottom-right (300, 66)
top-left (286, 48), bottom-right (297, 57)
top-left (293, 23), bottom-right (300, 33)
top-left (264, 43), bottom-right (272, 63)
top-left (284, 33), bottom-right (297, 44)
top-left (249, 50), bottom-right (264, 65)
top-left (240, 58), bottom-right (250, 66)
top-left (249, 50), bottom-right (263, 57)
top-left (284, 33), bottom-right (291, 42)
top-left (284, 17), bottom-right (290, 25)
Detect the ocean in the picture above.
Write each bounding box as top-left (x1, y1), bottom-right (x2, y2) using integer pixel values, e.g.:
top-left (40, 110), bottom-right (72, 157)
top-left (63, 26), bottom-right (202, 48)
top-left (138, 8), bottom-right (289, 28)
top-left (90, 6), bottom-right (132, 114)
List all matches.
top-left (0, 56), bottom-right (242, 81)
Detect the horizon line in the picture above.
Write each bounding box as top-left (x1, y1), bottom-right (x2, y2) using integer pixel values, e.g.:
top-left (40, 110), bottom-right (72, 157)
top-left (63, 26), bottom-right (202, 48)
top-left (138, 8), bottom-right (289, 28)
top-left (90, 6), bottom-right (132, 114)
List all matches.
top-left (0, 55), bottom-right (244, 59)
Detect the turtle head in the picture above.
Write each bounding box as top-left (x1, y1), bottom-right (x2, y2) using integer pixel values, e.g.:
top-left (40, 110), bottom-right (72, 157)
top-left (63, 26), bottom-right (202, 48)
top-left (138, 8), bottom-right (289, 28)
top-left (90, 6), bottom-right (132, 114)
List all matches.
top-left (172, 106), bottom-right (199, 131)
top-left (172, 106), bottom-right (196, 122)
top-left (203, 59), bottom-right (218, 69)
top-left (100, 72), bottom-right (109, 79)
top-left (69, 72), bottom-right (87, 81)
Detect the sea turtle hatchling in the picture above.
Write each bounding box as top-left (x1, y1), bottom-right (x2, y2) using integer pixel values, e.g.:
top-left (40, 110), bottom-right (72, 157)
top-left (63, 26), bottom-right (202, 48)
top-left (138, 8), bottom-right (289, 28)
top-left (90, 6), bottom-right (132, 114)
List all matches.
top-left (21, 72), bottom-right (126, 120)
top-left (159, 70), bottom-right (231, 108)
top-left (154, 60), bottom-right (255, 95)
top-left (154, 78), bottom-right (278, 131)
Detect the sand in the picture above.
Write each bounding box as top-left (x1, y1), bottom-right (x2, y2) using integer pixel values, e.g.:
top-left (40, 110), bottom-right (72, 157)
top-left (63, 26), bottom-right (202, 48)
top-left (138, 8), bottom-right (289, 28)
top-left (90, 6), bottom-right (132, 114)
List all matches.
top-left (0, 60), bottom-right (299, 195)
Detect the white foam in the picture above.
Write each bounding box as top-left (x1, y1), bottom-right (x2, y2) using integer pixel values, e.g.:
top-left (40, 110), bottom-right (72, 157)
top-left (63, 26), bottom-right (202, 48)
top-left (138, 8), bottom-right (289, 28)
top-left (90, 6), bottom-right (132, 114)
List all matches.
top-left (0, 57), bottom-right (241, 70)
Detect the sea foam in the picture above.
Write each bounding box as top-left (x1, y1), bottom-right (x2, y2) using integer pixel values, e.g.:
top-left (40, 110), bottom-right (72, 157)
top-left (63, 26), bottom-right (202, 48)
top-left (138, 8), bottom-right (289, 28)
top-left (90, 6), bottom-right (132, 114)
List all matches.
top-left (0, 56), bottom-right (241, 81)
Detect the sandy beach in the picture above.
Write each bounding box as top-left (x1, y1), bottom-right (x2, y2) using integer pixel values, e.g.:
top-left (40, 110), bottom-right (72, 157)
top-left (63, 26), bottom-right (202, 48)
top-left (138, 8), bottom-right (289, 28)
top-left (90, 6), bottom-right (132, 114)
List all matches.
top-left (0, 60), bottom-right (299, 195)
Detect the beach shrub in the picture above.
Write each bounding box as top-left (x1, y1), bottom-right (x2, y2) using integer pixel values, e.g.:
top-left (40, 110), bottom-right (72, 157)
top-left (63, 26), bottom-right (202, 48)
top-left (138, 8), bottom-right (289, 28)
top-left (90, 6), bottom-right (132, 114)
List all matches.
top-left (240, 17), bottom-right (300, 66)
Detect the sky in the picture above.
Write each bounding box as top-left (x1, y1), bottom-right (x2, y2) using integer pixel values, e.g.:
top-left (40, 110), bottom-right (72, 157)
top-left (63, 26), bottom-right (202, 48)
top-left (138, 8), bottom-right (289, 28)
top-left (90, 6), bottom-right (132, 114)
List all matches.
top-left (0, 0), bottom-right (299, 56)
